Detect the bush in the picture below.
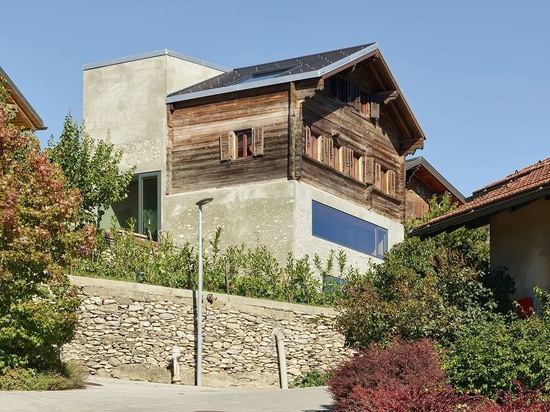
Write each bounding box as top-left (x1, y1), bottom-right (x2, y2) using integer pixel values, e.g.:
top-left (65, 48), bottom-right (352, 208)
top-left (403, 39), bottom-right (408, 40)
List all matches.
top-left (328, 339), bottom-right (448, 410)
top-left (292, 369), bottom-right (330, 388)
top-left (74, 225), bottom-right (348, 306)
top-left (442, 312), bottom-right (550, 399)
top-left (0, 361), bottom-right (87, 391)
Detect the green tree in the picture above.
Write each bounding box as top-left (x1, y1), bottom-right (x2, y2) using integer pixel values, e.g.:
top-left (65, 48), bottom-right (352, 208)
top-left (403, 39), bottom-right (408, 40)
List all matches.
top-left (0, 83), bottom-right (94, 373)
top-left (47, 114), bottom-right (135, 226)
top-left (336, 194), bottom-right (515, 347)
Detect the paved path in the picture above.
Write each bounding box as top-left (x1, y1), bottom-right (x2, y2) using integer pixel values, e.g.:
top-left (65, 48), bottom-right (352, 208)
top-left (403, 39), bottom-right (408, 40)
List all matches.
top-left (1, 376), bottom-right (334, 412)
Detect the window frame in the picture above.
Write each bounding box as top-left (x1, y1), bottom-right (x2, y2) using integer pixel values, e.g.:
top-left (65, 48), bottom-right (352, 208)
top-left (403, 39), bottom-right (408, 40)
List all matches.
top-left (312, 200), bottom-right (388, 259)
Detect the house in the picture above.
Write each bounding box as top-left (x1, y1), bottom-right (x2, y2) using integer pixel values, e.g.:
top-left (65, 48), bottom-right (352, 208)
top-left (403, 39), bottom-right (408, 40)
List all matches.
top-left (0, 66), bottom-right (46, 131)
top-left (410, 157), bottom-right (550, 308)
top-left (84, 44), bottom-right (425, 268)
top-left (405, 156), bottom-right (465, 220)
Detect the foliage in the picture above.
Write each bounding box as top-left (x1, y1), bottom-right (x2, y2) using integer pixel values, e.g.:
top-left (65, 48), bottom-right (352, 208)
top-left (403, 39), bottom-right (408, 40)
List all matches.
top-left (46, 113), bottom-right (135, 227)
top-left (73, 224), bottom-right (347, 306)
top-left (0, 83), bottom-right (94, 373)
top-left (292, 369), bottom-right (330, 388)
top-left (0, 361), bottom-right (87, 390)
top-left (328, 339), bottom-right (550, 411)
top-left (336, 193), bottom-right (514, 347)
top-left (442, 310), bottom-right (550, 400)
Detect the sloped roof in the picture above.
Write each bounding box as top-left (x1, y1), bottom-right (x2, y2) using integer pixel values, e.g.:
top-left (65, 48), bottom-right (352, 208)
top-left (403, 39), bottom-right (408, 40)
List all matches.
top-left (406, 156), bottom-right (466, 204)
top-left (167, 44), bottom-right (376, 101)
top-left (410, 156), bottom-right (550, 237)
top-left (0, 66), bottom-right (46, 131)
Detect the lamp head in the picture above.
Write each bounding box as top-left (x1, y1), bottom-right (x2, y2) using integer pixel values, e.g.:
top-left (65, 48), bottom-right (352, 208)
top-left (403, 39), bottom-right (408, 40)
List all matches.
top-left (196, 197), bottom-right (213, 207)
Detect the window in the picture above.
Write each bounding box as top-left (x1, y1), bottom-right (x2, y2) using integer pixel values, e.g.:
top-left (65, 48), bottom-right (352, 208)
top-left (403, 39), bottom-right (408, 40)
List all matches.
top-left (304, 125), bottom-right (365, 182)
top-left (332, 78), bottom-right (371, 117)
top-left (220, 127), bottom-right (264, 161)
top-left (312, 201), bottom-right (388, 259)
top-left (102, 171), bottom-right (161, 241)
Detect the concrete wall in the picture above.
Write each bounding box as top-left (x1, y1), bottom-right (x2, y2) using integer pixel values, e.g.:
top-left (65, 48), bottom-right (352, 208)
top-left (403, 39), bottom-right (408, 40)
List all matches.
top-left (491, 197), bottom-right (550, 305)
top-left (63, 276), bottom-right (353, 388)
top-left (83, 50), bottom-right (226, 175)
top-left (162, 179), bottom-right (402, 270)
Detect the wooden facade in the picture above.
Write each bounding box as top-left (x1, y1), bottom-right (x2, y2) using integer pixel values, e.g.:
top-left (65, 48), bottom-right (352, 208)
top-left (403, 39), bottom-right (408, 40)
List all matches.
top-left (167, 50), bottom-right (423, 223)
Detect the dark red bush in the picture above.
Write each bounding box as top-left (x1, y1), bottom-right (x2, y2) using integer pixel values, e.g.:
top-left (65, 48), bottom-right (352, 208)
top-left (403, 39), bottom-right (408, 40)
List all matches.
top-left (328, 339), bottom-right (446, 405)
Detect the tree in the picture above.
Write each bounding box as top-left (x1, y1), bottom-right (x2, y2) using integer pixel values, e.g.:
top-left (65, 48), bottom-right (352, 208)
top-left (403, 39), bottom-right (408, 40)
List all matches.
top-left (336, 194), bottom-right (515, 348)
top-left (0, 83), bottom-right (94, 372)
top-left (47, 114), bottom-right (135, 226)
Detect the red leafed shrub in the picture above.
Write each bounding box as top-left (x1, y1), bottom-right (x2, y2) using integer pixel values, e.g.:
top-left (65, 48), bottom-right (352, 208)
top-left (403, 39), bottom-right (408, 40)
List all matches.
top-left (334, 384), bottom-right (485, 412)
top-left (328, 339), bottom-right (446, 405)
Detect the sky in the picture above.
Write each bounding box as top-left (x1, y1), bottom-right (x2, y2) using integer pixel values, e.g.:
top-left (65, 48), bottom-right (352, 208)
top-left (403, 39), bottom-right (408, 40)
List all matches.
top-left (2, 0), bottom-right (549, 197)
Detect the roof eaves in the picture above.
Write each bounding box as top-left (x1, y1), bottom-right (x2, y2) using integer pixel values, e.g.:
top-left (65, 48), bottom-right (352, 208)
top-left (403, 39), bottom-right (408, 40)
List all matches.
top-left (407, 156), bottom-right (466, 203)
top-left (410, 184), bottom-right (550, 238)
top-left (83, 49), bottom-right (230, 72)
top-left (0, 66), bottom-right (46, 131)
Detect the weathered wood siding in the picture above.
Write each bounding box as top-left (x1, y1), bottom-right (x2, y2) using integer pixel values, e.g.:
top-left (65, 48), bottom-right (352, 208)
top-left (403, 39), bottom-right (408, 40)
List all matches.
top-left (300, 85), bottom-right (405, 222)
top-left (167, 90), bottom-right (290, 194)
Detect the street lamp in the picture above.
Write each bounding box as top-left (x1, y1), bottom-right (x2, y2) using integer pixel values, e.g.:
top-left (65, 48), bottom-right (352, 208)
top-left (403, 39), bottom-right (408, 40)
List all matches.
top-left (195, 197), bottom-right (213, 387)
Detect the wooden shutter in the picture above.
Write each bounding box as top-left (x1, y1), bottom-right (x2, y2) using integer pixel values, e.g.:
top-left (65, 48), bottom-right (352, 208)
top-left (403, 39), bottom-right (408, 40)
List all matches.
top-left (304, 125), bottom-right (311, 155)
top-left (321, 136), bottom-right (333, 166)
top-left (252, 127), bottom-right (264, 157)
top-left (364, 156), bottom-right (374, 184)
top-left (370, 102), bottom-right (380, 119)
top-left (220, 132), bottom-right (234, 162)
top-left (343, 147), bottom-right (353, 176)
top-left (387, 170), bottom-right (396, 196)
top-left (374, 162), bottom-right (382, 189)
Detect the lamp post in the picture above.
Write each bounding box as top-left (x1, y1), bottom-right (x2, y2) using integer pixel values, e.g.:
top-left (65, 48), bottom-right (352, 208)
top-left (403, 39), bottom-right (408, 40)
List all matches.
top-left (195, 197), bottom-right (213, 387)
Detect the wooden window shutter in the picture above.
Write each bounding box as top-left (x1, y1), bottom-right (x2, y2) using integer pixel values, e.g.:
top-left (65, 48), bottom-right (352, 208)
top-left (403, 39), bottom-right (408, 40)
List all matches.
top-left (252, 127), bottom-right (264, 157)
top-left (360, 93), bottom-right (370, 116)
top-left (321, 136), bottom-right (333, 165)
top-left (370, 102), bottom-right (380, 119)
top-left (374, 162), bottom-right (382, 189)
top-left (387, 170), bottom-right (396, 196)
top-left (220, 132), bottom-right (234, 161)
top-left (364, 156), bottom-right (374, 184)
top-left (304, 125), bottom-right (311, 155)
top-left (344, 147), bottom-right (353, 176)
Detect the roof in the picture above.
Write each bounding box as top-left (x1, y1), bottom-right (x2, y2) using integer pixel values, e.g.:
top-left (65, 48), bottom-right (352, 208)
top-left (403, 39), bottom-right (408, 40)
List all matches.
top-left (166, 43), bottom-right (425, 153)
top-left (406, 156), bottom-right (466, 204)
top-left (83, 49), bottom-right (230, 72)
top-left (167, 44), bottom-right (377, 102)
top-left (410, 156), bottom-right (550, 237)
top-left (0, 66), bottom-right (46, 131)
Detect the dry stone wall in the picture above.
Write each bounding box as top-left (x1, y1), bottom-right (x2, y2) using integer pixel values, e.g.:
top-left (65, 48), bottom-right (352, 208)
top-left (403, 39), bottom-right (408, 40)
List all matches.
top-left (64, 276), bottom-right (353, 388)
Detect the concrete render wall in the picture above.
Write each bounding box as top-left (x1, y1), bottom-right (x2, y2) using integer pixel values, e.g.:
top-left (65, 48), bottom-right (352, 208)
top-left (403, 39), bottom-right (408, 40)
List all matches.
top-left (163, 179), bottom-right (402, 269)
top-left (64, 276), bottom-right (353, 388)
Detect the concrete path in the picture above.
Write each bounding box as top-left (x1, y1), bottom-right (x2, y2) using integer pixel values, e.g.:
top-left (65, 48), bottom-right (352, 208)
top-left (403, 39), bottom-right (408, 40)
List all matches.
top-left (1, 376), bottom-right (334, 412)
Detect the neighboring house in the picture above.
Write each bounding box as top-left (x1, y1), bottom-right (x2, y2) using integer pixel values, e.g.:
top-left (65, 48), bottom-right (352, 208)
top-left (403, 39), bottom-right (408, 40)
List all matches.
top-left (0, 66), bottom-right (46, 131)
top-left (410, 157), bottom-right (550, 308)
top-left (84, 43), bottom-right (425, 269)
top-left (405, 156), bottom-right (465, 220)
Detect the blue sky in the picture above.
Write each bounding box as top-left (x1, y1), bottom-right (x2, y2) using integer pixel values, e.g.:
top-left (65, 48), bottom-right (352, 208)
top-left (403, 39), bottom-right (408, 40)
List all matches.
top-left (2, 1), bottom-right (549, 196)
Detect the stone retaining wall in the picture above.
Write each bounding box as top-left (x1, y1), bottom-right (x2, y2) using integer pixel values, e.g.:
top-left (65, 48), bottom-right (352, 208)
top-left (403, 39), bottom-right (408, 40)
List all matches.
top-left (64, 276), bottom-right (353, 388)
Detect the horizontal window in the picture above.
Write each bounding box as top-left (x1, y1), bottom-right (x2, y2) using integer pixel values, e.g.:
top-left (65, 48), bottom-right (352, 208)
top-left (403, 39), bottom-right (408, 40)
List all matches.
top-left (312, 201), bottom-right (388, 259)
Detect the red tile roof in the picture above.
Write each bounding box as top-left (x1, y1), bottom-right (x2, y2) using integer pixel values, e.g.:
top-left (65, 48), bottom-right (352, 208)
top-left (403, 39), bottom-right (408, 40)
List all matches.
top-left (411, 156), bottom-right (550, 236)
